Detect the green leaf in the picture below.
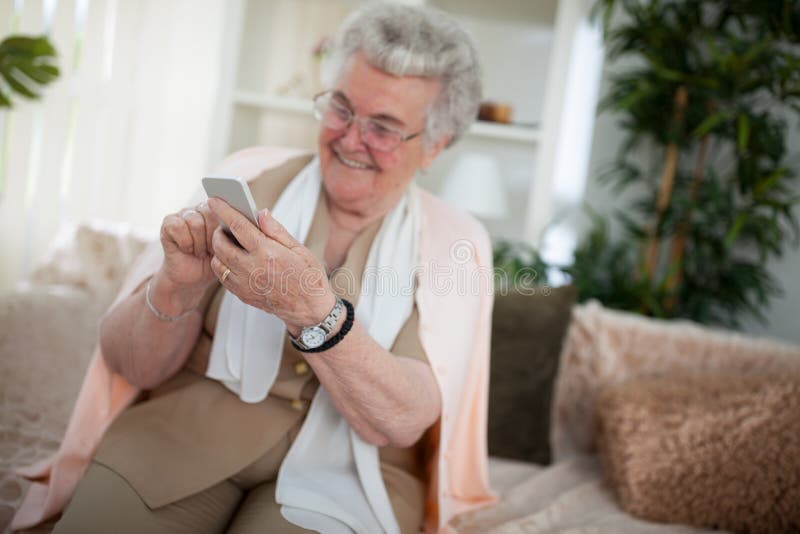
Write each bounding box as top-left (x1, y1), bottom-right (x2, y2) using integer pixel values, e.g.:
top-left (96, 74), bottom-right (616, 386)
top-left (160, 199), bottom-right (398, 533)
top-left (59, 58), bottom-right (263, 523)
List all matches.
top-left (741, 37), bottom-right (773, 66)
top-left (0, 36), bottom-right (57, 58)
top-left (3, 68), bottom-right (38, 98)
top-left (737, 113), bottom-right (751, 152)
top-left (0, 34), bottom-right (60, 108)
top-left (725, 213), bottom-right (747, 248)
top-left (692, 111), bottom-right (727, 137)
top-left (753, 167), bottom-right (788, 197)
top-left (10, 58), bottom-right (59, 84)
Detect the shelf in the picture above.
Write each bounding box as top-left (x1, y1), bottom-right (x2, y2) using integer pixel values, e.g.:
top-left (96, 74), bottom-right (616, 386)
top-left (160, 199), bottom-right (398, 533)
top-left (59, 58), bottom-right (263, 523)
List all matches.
top-left (468, 121), bottom-right (540, 143)
top-left (233, 91), bottom-right (540, 144)
top-left (234, 91), bottom-right (313, 115)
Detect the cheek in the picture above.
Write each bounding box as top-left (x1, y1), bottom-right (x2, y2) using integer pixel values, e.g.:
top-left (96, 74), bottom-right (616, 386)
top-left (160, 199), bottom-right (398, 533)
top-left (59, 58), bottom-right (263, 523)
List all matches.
top-left (318, 130), bottom-right (332, 155)
top-left (321, 126), bottom-right (340, 143)
top-left (373, 151), bottom-right (398, 171)
top-left (372, 153), bottom-right (403, 189)
top-left (382, 147), bottom-right (420, 182)
top-left (378, 155), bottom-right (416, 195)
top-left (318, 128), bottom-right (344, 156)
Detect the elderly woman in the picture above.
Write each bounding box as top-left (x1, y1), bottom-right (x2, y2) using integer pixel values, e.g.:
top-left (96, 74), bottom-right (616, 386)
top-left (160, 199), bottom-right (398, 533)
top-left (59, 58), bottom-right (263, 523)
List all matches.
top-left (13, 3), bottom-right (495, 534)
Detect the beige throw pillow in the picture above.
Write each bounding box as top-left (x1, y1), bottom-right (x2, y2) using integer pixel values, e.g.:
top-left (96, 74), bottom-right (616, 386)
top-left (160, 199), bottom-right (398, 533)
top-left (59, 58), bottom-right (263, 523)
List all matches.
top-left (596, 373), bottom-right (800, 533)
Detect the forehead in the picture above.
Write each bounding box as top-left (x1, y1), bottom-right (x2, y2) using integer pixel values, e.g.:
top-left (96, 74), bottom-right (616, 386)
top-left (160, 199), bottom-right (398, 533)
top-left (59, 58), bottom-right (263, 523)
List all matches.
top-left (334, 53), bottom-right (441, 123)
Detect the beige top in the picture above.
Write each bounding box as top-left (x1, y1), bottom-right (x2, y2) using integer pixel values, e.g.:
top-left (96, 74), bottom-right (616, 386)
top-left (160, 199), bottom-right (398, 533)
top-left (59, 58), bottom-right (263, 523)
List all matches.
top-left (93, 160), bottom-right (430, 509)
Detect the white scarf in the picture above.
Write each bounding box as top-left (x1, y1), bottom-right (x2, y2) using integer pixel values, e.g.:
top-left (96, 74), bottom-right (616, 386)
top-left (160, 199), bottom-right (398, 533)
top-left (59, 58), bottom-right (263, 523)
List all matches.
top-left (206, 157), bottom-right (420, 533)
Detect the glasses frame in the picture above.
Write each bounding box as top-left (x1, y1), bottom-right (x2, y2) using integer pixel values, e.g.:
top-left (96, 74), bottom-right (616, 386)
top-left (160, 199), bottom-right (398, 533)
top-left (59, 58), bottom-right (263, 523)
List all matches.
top-left (312, 90), bottom-right (424, 152)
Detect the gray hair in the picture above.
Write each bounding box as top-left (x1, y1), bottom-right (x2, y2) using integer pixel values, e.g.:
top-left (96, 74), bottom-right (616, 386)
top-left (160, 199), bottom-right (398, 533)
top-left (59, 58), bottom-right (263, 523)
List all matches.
top-left (322, 2), bottom-right (482, 148)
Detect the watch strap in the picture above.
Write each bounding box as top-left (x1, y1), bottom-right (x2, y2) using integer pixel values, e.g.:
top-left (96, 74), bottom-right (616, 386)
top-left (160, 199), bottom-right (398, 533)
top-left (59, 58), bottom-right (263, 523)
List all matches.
top-left (291, 298), bottom-right (354, 353)
top-left (289, 296), bottom-right (343, 349)
top-left (319, 297), bottom-right (344, 334)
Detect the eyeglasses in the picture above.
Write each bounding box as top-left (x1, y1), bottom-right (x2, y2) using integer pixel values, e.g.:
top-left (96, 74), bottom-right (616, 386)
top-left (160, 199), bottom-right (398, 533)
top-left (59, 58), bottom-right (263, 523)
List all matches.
top-left (312, 90), bottom-right (424, 152)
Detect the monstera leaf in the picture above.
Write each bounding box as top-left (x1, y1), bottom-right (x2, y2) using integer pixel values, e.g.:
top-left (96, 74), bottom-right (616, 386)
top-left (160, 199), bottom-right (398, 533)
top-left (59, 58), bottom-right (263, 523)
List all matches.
top-left (0, 34), bottom-right (60, 108)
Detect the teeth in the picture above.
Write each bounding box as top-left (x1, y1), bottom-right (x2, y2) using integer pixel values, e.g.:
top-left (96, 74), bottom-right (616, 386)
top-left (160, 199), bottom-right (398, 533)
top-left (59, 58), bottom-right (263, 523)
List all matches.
top-left (335, 150), bottom-right (372, 170)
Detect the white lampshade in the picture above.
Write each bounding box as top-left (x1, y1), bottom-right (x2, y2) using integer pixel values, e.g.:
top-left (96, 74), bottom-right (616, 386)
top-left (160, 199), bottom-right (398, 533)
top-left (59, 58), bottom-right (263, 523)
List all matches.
top-left (439, 153), bottom-right (509, 219)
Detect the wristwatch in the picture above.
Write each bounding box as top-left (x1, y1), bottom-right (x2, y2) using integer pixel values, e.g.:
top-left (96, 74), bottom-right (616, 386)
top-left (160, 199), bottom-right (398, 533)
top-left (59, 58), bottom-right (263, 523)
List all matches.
top-left (289, 296), bottom-right (344, 350)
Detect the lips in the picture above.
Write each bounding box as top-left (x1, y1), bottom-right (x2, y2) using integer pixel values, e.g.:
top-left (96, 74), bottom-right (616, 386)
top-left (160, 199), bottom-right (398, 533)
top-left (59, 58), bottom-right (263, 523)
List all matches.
top-left (332, 145), bottom-right (378, 171)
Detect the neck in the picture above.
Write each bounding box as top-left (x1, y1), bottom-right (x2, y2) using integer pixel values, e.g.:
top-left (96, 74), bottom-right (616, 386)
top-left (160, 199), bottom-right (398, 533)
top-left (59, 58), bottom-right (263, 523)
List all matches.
top-left (322, 192), bottom-right (393, 273)
top-left (324, 195), bottom-right (386, 237)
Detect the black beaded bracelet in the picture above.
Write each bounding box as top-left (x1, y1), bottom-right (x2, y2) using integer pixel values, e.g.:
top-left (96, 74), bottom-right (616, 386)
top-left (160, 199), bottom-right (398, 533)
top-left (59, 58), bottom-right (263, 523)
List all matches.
top-left (291, 298), bottom-right (355, 353)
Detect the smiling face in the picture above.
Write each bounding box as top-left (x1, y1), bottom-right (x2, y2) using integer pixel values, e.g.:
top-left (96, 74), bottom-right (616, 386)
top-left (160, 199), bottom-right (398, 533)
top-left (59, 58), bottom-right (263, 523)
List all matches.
top-left (318, 52), bottom-right (448, 219)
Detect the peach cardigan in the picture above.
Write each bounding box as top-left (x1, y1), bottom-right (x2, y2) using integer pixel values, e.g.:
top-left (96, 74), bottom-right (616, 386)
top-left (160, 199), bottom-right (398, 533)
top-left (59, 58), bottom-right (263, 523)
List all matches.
top-left (13, 146), bottom-right (497, 533)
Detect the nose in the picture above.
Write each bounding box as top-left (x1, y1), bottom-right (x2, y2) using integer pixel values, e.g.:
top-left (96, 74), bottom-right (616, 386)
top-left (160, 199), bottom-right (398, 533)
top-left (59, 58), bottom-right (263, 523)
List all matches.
top-left (337, 118), bottom-right (367, 152)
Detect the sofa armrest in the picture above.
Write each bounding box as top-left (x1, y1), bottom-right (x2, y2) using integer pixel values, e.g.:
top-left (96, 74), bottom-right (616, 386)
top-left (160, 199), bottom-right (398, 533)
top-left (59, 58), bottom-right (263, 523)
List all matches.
top-left (0, 288), bottom-right (104, 436)
top-left (0, 288), bottom-right (107, 527)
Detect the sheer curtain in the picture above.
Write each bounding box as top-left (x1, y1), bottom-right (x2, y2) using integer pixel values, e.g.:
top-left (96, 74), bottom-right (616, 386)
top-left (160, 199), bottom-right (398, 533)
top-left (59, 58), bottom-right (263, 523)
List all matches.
top-left (0, 0), bottom-right (229, 292)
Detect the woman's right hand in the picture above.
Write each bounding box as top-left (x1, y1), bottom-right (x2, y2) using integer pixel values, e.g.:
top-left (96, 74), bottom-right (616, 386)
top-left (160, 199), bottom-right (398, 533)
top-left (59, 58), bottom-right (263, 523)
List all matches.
top-left (100, 204), bottom-right (218, 388)
top-left (159, 203), bottom-right (219, 294)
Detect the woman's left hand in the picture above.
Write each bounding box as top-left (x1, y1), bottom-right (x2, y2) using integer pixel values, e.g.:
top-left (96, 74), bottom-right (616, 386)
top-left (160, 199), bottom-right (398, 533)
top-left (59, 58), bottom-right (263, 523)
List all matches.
top-left (206, 197), bottom-right (335, 334)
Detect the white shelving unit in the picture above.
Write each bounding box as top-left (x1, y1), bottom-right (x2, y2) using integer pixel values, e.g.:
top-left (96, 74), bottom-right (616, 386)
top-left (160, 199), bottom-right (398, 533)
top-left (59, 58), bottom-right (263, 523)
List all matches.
top-left (233, 90), bottom-right (542, 144)
top-left (210, 0), bottom-right (603, 243)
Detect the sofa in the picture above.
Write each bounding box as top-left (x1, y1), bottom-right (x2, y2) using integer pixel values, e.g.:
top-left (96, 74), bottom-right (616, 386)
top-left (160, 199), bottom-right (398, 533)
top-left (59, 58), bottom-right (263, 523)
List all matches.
top-left (1, 222), bottom-right (799, 533)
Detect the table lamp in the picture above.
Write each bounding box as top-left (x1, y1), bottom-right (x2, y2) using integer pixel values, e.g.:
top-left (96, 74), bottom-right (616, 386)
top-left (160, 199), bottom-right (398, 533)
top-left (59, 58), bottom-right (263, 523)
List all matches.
top-left (439, 153), bottom-right (509, 219)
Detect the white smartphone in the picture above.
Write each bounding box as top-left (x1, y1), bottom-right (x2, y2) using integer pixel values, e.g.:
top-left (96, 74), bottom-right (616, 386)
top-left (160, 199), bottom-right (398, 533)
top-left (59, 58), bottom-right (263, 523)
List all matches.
top-left (202, 176), bottom-right (260, 247)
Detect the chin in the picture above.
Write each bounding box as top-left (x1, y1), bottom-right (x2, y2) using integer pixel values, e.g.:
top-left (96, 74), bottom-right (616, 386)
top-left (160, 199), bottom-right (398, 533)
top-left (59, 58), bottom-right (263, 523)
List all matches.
top-left (323, 167), bottom-right (375, 208)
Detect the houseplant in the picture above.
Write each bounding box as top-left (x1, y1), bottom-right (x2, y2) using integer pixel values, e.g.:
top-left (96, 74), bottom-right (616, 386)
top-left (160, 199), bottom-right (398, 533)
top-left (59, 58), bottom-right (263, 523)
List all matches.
top-left (0, 34), bottom-right (60, 198)
top-left (0, 34), bottom-right (59, 108)
top-left (564, 0), bottom-right (800, 328)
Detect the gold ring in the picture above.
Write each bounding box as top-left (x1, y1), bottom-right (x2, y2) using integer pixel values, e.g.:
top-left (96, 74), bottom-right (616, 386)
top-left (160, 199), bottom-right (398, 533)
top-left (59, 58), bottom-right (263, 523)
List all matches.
top-left (221, 267), bottom-right (231, 283)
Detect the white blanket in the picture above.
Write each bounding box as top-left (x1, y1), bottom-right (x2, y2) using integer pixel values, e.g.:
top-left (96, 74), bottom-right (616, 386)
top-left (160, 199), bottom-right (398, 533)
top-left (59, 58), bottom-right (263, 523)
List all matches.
top-left (456, 456), bottom-right (718, 533)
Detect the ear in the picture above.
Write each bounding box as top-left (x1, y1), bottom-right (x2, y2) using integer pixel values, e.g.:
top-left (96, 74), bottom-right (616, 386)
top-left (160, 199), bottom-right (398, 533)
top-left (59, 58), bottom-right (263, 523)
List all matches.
top-left (420, 135), bottom-right (450, 170)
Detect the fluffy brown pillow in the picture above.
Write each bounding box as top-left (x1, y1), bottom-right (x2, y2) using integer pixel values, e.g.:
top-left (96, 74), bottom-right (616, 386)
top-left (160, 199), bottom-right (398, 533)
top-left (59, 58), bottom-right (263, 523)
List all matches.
top-left (596, 373), bottom-right (800, 533)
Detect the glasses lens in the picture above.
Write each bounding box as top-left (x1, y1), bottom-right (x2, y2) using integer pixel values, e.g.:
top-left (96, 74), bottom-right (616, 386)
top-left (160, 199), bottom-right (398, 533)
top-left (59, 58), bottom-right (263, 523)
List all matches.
top-left (312, 92), bottom-right (412, 152)
top-left (314, 93), bottom-right (351, 131)
top-left (362, 120), bottom-right (402, 152)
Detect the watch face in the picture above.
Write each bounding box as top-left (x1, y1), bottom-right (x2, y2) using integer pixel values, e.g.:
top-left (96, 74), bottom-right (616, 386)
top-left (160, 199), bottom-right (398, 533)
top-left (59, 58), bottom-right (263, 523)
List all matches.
top-left (301, 326), bottom-right (327, 348)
